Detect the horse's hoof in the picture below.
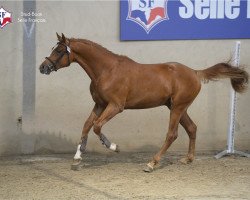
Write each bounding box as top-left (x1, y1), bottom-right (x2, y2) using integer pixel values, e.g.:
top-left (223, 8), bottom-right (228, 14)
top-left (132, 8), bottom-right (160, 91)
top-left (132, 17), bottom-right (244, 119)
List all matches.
top-left (115, 145), bottom-right (120, 153)
top-left (143, 163), bottom-right (154, 173)
top-left (71, 159), bottom-right (82, 171)
top-left (179, 157), bottom-right (193, 165)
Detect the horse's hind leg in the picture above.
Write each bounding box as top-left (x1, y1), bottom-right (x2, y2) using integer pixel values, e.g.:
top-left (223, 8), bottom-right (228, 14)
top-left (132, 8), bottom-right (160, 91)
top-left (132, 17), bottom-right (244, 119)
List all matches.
top-left (166, 101), bottom-right (197, 164)
top-left (144, 104), bottom-right (187, 172)
top-left (179, 111), bottom-right (197, 164)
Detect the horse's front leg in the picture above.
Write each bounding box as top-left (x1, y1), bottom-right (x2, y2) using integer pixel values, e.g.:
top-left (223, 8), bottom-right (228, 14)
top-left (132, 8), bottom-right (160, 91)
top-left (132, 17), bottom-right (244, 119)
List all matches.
top-left (71, 104), bottom-right (103, 170)
top-left (93, 102), bottom-right (123, 152)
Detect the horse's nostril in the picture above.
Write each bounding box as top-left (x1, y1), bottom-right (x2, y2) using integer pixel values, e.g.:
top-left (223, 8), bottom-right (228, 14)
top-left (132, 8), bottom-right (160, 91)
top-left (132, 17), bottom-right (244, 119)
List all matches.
top-left (40, 65), bottom-right (45, 73)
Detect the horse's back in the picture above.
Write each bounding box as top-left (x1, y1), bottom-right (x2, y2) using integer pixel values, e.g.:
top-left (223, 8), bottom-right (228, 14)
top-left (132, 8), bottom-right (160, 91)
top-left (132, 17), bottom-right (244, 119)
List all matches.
top-left (136, 61), bottom-right (200, 87)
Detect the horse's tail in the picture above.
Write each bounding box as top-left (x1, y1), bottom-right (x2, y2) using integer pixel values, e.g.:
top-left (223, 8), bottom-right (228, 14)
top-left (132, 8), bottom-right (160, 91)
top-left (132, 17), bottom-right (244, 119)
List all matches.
top-left (197, 62), bottom-right (249, 93)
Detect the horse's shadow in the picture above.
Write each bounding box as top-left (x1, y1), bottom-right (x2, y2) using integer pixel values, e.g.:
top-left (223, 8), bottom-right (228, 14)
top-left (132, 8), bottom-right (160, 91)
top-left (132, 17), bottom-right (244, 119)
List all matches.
top-left (77, 151), bottom-right (179, 170)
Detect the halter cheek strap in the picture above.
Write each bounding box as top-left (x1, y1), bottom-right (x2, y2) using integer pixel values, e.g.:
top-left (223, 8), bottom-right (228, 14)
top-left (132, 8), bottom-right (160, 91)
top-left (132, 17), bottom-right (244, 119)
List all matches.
top-left (45, 42), bottom-right (71, 72)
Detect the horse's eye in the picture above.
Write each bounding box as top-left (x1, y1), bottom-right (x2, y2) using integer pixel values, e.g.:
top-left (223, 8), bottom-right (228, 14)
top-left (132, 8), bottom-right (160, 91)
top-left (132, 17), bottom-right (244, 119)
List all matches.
top-left (55, 49), bottom-right (61, 53)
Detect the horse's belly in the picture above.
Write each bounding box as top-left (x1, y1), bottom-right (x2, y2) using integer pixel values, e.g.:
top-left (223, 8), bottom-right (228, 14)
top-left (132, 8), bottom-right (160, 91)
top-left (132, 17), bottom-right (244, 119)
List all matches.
top-left (125, 90), bottom-right (170, 109)
top-left (124, 70), bottom-right (172, 109)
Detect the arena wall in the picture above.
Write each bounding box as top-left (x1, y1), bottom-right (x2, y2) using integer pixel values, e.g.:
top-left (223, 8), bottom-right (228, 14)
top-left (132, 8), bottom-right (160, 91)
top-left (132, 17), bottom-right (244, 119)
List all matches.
top-left (0, 1), bottom-right (249, 155)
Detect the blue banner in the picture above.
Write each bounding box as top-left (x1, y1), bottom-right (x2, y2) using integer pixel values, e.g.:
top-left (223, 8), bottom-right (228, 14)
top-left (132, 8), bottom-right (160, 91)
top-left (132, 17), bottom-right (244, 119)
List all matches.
top-left (120, 0), bottom-right (250, 40)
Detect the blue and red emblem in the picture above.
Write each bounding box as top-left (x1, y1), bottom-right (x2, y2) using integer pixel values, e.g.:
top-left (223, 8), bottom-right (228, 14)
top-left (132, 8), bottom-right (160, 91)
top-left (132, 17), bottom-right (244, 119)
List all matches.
top-left (0, 7), bottom-right (12, 29)
top-left (127, 0), bottom-right (168, 33)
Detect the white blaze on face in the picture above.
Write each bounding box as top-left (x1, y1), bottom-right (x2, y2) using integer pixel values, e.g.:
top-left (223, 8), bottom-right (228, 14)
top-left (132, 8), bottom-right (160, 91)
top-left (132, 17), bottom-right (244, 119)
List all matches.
top-left (74, 145), bottom-right (82, 160)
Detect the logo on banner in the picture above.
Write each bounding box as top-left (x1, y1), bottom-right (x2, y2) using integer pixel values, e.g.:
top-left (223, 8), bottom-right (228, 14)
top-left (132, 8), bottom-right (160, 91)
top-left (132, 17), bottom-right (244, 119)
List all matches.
top-left (127, 0), bottom-right (168, 33)
top-left (0, 7), bottom-right (12, 29)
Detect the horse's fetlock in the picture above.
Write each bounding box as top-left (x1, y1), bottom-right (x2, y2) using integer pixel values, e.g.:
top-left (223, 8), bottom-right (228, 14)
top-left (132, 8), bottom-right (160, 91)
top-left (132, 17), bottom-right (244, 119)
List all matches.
top-left (187, 154), bottom-right (194, 161)
top-left (153, 156), bottom-right (160, 164)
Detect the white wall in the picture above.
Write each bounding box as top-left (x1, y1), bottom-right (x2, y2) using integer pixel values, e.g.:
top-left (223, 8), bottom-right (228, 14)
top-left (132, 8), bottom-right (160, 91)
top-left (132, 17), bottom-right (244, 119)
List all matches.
top-left (0, 1), bottom-right (249, 155)
top-left (0, 1), bottom-right (23, 155)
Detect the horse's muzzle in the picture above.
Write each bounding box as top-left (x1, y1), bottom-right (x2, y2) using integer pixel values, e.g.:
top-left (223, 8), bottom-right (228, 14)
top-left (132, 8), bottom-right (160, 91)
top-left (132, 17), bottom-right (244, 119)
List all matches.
top-left (40, 64), bottom-right (52, 75)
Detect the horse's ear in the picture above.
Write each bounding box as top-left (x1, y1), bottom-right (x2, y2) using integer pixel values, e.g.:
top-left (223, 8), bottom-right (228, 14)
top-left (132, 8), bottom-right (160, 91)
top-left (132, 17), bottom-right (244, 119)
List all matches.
top-left (61, 33), bottom-right (66, 43)
top-left (56, 32), bottom-right (61, 41)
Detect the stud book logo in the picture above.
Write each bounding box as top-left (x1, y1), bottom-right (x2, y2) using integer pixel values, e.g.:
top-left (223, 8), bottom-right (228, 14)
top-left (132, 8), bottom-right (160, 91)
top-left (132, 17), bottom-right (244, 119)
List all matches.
top-left (0, 7), bottom-right (12, 29)
top-left (127, 0), bottom-right (168, 33)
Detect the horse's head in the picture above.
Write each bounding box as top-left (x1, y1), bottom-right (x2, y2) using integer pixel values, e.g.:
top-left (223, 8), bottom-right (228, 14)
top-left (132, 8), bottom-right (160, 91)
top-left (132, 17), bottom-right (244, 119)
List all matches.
top-left (39, 33), bottom-right (73, 75)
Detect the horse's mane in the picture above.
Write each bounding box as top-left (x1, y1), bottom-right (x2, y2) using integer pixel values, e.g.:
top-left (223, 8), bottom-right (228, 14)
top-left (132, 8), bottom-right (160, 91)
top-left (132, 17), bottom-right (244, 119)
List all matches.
top-left (69, 38), bottom-right (134, 62)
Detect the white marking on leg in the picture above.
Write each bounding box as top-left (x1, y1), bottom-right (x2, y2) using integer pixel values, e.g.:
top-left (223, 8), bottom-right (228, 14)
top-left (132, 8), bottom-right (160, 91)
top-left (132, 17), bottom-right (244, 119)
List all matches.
top-left (109, 143), bottom-right (117, 151)
top-left (74, 145), bottom-right (82, 160)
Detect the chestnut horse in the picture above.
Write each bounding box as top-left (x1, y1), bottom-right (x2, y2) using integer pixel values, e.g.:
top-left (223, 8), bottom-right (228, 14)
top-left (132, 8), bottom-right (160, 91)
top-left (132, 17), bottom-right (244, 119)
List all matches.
top-left (39, 33), bottom-right (248, 172)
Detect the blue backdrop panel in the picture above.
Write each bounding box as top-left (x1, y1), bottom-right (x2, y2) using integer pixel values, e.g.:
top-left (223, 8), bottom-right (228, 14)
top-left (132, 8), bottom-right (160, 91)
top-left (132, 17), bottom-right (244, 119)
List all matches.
top-left (120, 0), bottom-right (250, 40)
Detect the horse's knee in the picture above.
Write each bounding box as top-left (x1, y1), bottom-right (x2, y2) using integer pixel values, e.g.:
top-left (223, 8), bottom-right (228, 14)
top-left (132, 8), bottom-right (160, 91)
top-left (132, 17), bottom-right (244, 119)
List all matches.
top-left (93, 122), bottom-right (102, 135)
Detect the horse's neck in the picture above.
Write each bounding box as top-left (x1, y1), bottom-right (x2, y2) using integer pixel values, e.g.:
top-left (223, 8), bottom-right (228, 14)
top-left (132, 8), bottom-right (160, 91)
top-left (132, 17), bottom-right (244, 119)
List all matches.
top-left (73, 53), bottom-right (97, 82)
top-left (71, 40), bottom-right (113, 81)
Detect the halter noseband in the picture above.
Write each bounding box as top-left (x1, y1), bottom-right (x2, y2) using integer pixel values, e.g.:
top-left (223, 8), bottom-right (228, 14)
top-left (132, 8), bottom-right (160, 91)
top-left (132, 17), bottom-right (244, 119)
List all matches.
top-left (45, 42), bottom-right (71, 72)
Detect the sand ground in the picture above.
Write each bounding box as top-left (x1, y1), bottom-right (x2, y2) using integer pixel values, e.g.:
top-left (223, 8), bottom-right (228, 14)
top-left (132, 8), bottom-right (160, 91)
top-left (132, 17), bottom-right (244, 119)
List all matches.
top-left (0, 152), bottom-right (249, 200)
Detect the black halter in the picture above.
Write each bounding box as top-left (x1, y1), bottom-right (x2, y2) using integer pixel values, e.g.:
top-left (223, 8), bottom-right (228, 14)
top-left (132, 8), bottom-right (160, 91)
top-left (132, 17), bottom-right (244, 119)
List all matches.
top-left (45, 42), bottom-right (71, 72)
